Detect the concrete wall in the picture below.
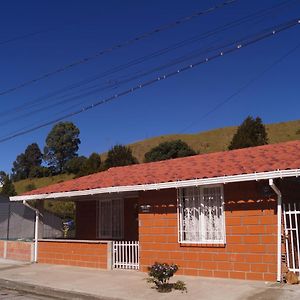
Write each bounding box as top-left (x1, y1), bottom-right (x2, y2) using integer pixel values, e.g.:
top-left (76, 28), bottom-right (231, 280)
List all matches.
top-left (38, 240), bottom-right (109, 269)
top-left (0, 240), bottom-right (34, 262)
top-left (138, 182), bottom-right (278, 281)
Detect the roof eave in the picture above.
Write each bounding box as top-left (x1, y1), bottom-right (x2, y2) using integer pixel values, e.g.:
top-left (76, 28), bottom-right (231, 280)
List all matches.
top-left (10, 168), bottom-right (300, 202)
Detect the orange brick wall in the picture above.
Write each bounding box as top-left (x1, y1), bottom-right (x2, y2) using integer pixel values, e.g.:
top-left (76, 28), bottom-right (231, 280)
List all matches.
top-left (0, 241), bottom-right (4, 257)
top-left (138, 182), bottom-right (278, 281)
top-left (38, 241), bottom-right (108, 269)
top-left (0, 240), bottom-right (33, 262)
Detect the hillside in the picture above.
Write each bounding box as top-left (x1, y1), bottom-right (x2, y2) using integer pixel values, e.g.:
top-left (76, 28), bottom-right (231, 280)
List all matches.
top-left (124, 119), bottom-right (300, 162)
top-left (14, 174), bottom-right (74, 195)
top-left (14, 119), bottom-right (300, 195)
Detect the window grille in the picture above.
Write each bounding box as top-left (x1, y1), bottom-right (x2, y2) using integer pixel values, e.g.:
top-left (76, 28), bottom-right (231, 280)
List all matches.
top-left (97, 198), bottom-right (124, 239)
top-left (177, 185), bottom-right (225, 244)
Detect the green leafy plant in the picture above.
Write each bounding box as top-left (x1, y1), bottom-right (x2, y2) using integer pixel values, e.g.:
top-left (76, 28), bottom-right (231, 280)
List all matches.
top-left (147, 262), bottom-right (187, 293)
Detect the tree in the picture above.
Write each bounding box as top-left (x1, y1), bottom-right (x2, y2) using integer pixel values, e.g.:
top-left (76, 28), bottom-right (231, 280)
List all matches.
top-left (12, 143), bottom-right (43, 181)
top-left (65, 156), bottom-right (87, 174)
top-left (28, 166), bottom-right (51, 178)
top-left (0, 175), bottom-right (16, 197)
top-left (228, 116), bottom-right (268, 150)
top-left (76, 153), bottom-right (102, 177)
top-left (104, 145), bottom-right (138, 169)
top-left (0, 171), bottom-right (7, 188)
top-left (44, 122), bottom-right (81, 173)
top-left (144, 140), bottom-right (196, 162)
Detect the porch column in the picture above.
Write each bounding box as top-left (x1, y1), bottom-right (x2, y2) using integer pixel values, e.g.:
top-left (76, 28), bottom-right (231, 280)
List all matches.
top-left (36, 200), bottom-right (45, 239)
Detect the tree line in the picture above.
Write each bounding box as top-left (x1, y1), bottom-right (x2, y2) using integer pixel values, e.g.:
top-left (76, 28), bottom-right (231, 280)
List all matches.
top-left (0, 116), bottom-right (268, 196)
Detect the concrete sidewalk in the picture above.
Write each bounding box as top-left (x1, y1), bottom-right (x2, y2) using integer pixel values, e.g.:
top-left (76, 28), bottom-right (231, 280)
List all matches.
top-left (0, 261), bottom-right (299, 300)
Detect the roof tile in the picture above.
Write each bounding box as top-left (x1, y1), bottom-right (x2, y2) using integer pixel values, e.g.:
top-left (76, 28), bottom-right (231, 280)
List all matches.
top-left (22, 141), bottom-right (300, 196)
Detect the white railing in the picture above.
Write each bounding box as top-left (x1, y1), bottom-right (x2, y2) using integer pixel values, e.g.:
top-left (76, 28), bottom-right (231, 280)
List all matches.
top-left (283, 203), bottom-right (300, 274)
top-left (112, 241), bottom-right (139, 270)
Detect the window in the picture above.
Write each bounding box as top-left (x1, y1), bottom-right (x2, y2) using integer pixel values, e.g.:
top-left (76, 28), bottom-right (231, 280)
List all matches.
top-left (177, 185), bottom-right (225, 244)
top-left (97, 198), bottom-right (124, 239)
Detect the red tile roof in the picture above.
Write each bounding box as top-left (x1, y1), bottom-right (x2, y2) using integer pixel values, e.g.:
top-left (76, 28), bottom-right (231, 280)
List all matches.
top-left (22, 140), bottom-right (300, 196)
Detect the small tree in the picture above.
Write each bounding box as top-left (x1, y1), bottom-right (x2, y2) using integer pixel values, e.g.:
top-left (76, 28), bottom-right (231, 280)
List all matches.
top-left (104, 145), bottom-right (138, 169)
top-left (144, 140), bottom-right (196, 163)
top-left (76, 153), bottom-right (102, 177)
top-left (0, 175), bottom-right (17, 197)
top-left (64, 156), bottom-right (87, 174)
top-left (12, 143), bottom-right (43, 181)
top-left (44, 122), bottom-right (81, 173)
top-left (228, 116), bottom-right (268, 150)
top-left (0, 171), bottom-right (6, 186)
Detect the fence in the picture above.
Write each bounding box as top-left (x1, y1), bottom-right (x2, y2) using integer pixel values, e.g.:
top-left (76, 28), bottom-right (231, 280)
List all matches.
top-left (112, 241), bottom-right (139, 270)
top-left (0, 201), bottom-right (35, 240)
top-left (283, 202), bottom-right (300, 274)
top-left (0, 197), bottom-right (63, 241)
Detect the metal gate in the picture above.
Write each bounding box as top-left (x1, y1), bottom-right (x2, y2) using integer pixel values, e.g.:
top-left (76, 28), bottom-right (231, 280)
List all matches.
top-left (283, 203), bottom-right (300, 274)
top-left (112, 241), bottom-right (139, 270)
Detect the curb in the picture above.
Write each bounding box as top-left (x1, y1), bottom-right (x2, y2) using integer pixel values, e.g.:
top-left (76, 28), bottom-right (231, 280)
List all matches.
top-left (0, 278), bottom-right (121, 300)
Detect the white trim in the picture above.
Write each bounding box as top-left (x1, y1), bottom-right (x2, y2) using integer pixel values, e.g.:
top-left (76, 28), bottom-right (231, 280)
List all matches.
top-left (269, 179), bottom-right (282, 282)
top-left (9, 168), bottom-right (300, 202)
top-left (178, 184), bottom-right (226, 244)
top-left (22, 201), bottom-right (40, 263)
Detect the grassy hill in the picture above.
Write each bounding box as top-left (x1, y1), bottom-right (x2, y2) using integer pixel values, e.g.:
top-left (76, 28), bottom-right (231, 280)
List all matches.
top-left (14, 119), bottom-right (300, 195)
top-left (121, 119), bottom-right (300, 162)
top-left (14, 173), bottom-right (74, 195)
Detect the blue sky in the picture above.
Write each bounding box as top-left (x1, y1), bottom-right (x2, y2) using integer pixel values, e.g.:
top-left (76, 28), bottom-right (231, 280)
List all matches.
top-left (0, 0), bottom-right (300, 173)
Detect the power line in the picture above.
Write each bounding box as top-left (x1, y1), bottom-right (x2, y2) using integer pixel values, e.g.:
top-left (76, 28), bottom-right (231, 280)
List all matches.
top-left (180, 40), bottom-right (300, 133)
top-left (0, 0), bottom-right (293, 119)
top-left (0, 28), bottom-right (56, 46)
top-left (0, 18), bottom-right (299, 143)
top-left (0, 0), bottom-right (237, 97)
top-left (0, 32), bottom-right (278, 126)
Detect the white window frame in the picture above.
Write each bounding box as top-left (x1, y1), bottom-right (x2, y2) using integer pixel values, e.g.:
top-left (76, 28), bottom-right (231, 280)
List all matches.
top-left (177, 184), bottom-right (226, 244)
top-left (97, 198), bottom-right (124, 240)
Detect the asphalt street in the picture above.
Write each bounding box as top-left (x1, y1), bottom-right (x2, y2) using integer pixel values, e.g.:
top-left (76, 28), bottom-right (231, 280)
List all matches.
top-left (0, 288), bottom-right (55, 300)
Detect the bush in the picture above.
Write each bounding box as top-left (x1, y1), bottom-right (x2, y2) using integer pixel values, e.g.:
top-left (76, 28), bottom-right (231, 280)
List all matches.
top-left (64, 156), bottom-right (87, 174)
top-left (144, 140), bottom-right (196, 163)
top-left (25, 183), bottom-right (36, 192)
top-left (29, 166), bottom-right (50, 178)
top-left (147, 262), bottom-right (187, 293)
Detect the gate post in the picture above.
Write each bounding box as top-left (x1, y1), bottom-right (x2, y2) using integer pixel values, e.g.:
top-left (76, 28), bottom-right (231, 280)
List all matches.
top-left (107, 241), bottom-right (113, 270)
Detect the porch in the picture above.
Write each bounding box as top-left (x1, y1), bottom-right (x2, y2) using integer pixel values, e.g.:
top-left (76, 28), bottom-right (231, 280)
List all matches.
top-left (36, 192), bottom-right (140, 270)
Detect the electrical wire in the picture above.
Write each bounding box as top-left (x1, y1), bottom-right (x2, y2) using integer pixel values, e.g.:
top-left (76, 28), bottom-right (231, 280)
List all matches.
top-left (180, 40), bottom-right (300, 133)
top-left (0, 0), bottom-right (294, 119)
top-left (0, 18), bottom-right (299, 143)
top-left (0, 0), bottom-right (237, 97)
top-left (0, 32), bottom-right (278, 126)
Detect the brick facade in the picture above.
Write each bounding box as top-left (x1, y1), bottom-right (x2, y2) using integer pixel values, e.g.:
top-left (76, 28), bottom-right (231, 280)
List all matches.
top-left (0, 240), bottom-right (33, 262)
top-left (48, 179), bottom-right (299, 281)
top-left (138, 181), bottom-right (278, 281)
top-left (38, 240), bottom-right (109, 269)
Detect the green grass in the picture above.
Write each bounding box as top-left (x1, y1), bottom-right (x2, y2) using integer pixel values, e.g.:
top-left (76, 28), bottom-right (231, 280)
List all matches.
top-left (14, 173), bottom-right (74, 195)
top-left (127, 119), bottom-right (300, 162)
top-left (14, 119), bottom-right (300, 194)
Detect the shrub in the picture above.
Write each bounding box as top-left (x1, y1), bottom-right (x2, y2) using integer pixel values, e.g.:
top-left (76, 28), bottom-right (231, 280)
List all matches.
top-left (25, 183), bottom-right (36, 192)
top-left (147, 262), bottom-right (187, 293)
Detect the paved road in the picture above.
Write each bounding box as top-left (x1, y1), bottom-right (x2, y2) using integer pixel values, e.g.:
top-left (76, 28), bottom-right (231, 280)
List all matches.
top-left (0, 288), bottom-right (55, 300)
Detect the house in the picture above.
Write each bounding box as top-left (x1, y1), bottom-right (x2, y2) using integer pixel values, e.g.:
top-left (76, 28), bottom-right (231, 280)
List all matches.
top-left (9, 140), bottom-right (300, 282)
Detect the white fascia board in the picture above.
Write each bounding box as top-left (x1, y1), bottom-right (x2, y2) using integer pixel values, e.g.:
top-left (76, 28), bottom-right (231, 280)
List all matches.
top-left (9, 168), bottom-right (300, 202)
